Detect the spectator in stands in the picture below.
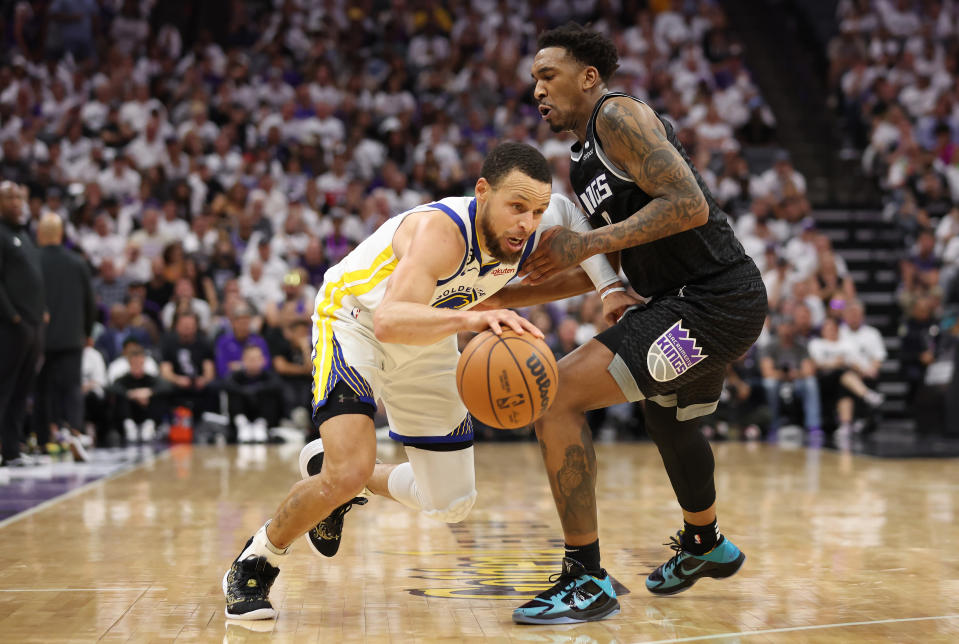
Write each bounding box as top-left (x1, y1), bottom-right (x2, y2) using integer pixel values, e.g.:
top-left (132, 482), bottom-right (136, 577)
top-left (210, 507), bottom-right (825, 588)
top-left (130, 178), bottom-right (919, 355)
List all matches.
top-left (899, 227), bottom-right (943, 312)
top-left (81, 213), bottom-right (126, 269)
top-left (551, 317), bottom-right (581, 360)
top-left (264, 270), bottom-right (313, 330)
top-left (899, 294), bottom-right (938, 405)
top-left (106, 337), bottom-right (159, 384)
top-left (809, 316), bottom-right (885, 439)
top-left (160, 278), bottom-right (213, 332)
top-left (95, 302), bottom-right (152, 364)
top-left (125, 294), bottom-right (160, 349)
top-left (840, 299), bottom-right (887, 402)
top-left (112, 342), bottom-right (169, 444)
top-left (159, 310), bottom-right (216, 418)
top-left (215, 302), bottom-right (271, 379)
top-left (299, 237), bottom-right (330, 287)
top-left (92, 257), bottom-right (131, 310)
top-left (815, 248), bottom-right (857, 311)
top-left (760, 315), bottom-right (823, 437)
top-left (268, 318), bottom-right (314, 423)
top-left (224, 344), bottom-right (284, 443)
top-left (710, 347), bottom-right (769, 441)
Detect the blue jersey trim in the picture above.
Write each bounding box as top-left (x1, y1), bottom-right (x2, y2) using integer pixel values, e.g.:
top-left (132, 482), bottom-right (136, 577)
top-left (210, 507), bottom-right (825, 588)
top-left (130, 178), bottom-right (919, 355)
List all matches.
top-left (467, 198), bottom-right (483, 265)
top-left (516, 235), bottom-right (537, 272)
top-left (478, 259), bottom-right (501, 276)
top-left (311, 334), bottom-right (377, 414)
top-left (389, 415), bottom-right (474, 444)
top-left (429, 201), bottom-right (470, 286)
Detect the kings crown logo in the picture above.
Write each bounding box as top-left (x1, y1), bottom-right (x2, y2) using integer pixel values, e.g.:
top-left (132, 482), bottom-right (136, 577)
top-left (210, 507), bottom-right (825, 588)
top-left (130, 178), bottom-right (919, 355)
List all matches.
top-left (647, 320), bottom-right (708, 382)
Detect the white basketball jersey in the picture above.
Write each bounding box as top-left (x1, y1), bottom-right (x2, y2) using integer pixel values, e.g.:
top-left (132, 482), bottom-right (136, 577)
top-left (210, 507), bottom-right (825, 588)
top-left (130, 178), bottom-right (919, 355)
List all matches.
top-left (314, 196), bottom-right (540, 330)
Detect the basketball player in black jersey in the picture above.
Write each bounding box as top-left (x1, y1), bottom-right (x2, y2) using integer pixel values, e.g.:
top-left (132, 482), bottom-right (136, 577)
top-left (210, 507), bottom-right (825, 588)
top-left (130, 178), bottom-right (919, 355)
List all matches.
top-left (504, 24), bottom-right (767, 624)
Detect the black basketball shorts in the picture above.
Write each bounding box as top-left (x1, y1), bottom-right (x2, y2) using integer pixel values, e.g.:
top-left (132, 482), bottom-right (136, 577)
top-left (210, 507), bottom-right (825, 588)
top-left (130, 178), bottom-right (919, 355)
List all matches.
top-left (596, 263), bottom-right (767, 422)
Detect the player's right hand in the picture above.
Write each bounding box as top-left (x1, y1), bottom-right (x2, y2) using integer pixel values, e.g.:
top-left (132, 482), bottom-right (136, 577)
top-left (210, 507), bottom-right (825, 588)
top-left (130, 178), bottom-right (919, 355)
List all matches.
top-left (470, 309), bottom-right (544, 338)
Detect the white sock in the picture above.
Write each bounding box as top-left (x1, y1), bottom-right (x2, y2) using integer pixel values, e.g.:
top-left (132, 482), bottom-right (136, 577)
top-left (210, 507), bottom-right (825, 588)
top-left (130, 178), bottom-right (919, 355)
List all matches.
top-left (239, 521), bottom-right (289, 567)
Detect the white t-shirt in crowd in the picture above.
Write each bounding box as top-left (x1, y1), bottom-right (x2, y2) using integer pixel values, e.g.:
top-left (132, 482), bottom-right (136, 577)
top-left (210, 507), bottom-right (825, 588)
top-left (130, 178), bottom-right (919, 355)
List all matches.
top-left (808, 336), bottom-right (856, 369)
top-left (839, 323), bottom-right (887, 371)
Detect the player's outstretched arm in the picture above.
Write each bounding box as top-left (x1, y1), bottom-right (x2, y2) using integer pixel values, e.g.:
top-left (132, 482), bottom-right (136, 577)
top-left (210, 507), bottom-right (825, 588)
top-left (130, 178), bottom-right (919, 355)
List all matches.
top-left (498, 196), bottom-right (626, 307)
top-left (522, 98), bottom-right (709, 283)
top-left (373, 211), bottom-right (543, 345)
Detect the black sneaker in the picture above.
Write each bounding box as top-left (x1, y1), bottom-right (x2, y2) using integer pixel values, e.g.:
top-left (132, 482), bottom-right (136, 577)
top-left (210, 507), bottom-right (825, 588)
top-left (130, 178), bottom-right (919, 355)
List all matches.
top-left (222, 537), bottom-right (280, 620)
top-left (512, 557), bottom-right (620, 624)
top-left (298, 438), bottom-right (368, 557)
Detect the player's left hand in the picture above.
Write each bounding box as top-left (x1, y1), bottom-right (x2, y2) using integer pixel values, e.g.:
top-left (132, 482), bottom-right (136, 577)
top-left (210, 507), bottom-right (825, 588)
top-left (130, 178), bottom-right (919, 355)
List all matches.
top-left (602, 290), bottom-right (643, 326)
top-left (520, 227), bottom-right (589, 284)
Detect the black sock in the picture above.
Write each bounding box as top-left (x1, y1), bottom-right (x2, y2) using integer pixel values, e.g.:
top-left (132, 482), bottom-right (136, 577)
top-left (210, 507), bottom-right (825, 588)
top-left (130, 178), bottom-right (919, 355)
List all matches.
top-left (681, 519), bottom-right (720, 555)
top-left (564, 540), bottom-right (601, 572)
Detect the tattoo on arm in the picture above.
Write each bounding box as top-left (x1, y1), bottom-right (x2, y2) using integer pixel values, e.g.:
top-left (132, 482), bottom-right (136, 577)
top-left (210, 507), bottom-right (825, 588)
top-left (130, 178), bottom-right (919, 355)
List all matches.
top-left (588, 99), bottom-right (708, 255)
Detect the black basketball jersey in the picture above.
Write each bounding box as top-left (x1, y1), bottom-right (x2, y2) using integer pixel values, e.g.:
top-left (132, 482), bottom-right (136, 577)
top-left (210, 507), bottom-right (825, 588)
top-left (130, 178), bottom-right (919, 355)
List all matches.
top-left (569, 92), bottom-right (748, 298)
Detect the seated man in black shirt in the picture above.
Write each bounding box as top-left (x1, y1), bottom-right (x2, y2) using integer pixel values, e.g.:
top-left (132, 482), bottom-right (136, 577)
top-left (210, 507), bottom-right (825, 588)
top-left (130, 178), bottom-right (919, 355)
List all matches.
top-left (159, 310), bottom-right (216, 420)
top-left (112, 343), bottom-right (170, 443)
top-left (224, 343), bottom-right (284, 443)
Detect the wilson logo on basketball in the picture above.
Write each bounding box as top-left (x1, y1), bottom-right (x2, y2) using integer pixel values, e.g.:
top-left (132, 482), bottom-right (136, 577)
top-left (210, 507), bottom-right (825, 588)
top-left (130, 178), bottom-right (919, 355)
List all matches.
top-left (525, 354), bottom-right (551, 412)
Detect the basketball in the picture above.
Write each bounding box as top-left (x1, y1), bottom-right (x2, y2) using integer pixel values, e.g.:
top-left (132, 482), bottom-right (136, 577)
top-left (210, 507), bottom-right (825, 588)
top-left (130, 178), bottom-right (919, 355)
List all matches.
top-left (456, 329), bottom-right (559, 429)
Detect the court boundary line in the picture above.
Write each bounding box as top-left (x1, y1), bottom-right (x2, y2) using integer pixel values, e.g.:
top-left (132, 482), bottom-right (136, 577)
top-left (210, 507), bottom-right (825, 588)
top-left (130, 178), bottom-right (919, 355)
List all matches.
top-left (0, 449), bottom-right (170, 531)
top-left (642, 614), bottom-right (959, 642)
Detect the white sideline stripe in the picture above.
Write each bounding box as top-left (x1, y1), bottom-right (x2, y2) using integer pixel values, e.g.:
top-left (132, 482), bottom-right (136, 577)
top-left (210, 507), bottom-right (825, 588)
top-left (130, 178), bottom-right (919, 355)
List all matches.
top-left (0, 588), bottom-right (165, 592)
top-left (0, 450), bottom-right (170, 530)
top-left (642, 614), bottom-right (959, 643)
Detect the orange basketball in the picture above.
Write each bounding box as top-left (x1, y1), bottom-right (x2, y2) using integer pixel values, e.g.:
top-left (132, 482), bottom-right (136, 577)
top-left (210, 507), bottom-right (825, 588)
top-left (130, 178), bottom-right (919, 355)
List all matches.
top-left (456, 329), bottom-right (559, 429)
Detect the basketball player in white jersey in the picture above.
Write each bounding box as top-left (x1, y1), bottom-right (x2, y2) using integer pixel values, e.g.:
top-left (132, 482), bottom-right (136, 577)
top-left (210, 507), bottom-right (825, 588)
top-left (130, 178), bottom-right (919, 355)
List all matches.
top-left (223, 142), bottom-right (633, 620)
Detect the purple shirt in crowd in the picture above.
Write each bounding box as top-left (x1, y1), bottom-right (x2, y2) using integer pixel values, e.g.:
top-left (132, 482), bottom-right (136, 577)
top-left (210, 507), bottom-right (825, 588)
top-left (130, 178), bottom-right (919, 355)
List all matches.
top-left (214, 332), bottom-right (271, 378)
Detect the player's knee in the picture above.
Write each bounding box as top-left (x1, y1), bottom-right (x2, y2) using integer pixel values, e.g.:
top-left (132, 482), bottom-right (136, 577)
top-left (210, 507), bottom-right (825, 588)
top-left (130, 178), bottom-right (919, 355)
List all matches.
top-left (422, 488), bottom-right (477, 523)
top-left (319, 457), bottom-right (374, 498)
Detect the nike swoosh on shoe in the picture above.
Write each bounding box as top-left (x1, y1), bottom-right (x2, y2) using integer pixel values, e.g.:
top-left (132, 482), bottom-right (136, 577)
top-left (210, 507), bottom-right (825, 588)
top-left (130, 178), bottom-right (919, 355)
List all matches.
top-left (678, 560), bottom-right (707, 576)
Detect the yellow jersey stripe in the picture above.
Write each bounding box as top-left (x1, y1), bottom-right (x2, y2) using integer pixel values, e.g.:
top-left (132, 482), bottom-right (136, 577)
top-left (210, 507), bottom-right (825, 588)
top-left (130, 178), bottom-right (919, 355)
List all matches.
top-left (311, 246), bottom-right (398, 405)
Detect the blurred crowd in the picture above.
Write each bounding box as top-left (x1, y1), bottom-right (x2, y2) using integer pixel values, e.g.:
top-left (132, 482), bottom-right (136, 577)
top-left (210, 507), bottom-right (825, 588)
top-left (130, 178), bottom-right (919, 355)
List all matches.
top-left (0, 0), bottom-right (894, 464)
top-left (829, 0), bottom-right (959, 430)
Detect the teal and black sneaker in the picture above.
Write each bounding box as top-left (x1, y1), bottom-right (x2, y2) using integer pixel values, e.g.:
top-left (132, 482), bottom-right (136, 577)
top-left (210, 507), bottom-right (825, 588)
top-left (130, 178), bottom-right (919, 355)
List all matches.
top-left (646, 532), bottom-right (745, 595)
top-left (512, 557), bottom-right (620, 624)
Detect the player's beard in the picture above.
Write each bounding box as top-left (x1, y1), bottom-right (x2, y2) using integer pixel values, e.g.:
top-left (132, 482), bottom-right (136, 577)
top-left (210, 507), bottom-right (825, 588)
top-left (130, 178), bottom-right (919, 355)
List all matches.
top-left (479, 213), bottom-right (523, 264)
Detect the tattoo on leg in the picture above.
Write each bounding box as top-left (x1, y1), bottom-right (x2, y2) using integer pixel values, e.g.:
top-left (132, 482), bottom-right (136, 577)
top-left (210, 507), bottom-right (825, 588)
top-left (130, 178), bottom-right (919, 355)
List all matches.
top-left (554, 422), bottom-right (597, 533)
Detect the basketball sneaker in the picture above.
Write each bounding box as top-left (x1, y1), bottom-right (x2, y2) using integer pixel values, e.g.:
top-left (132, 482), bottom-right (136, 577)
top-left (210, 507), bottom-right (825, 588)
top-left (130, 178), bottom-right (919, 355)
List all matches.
top-left (646, 531), bottom-right (745, 595)
top-left (298, 438), bottom-right (368, 557)
top-left (223, 537), bottom-right (280, 620)
top-left (512, 557), bottom-right (620, 624)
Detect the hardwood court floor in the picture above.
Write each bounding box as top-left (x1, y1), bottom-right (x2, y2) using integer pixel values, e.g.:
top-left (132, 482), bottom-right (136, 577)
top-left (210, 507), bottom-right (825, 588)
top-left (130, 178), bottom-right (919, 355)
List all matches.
top-left (1, 441), bottom-right (957, 643)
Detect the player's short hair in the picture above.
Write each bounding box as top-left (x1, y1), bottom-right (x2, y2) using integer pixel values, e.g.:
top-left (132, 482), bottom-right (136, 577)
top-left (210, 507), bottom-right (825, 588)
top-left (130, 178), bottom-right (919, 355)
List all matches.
top-left (537, 22), bottom-right (619, 82)
top-left (481, 142), bottom-right (551, 188)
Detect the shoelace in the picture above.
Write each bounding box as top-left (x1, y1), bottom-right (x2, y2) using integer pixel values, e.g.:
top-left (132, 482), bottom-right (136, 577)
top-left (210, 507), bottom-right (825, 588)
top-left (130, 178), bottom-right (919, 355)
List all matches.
top-left (661, 534), bottom-right (687, 574)
top-left (314, 497), bottom-right (368, 539)
top-left (546, 559), bottom-right (587, 588)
